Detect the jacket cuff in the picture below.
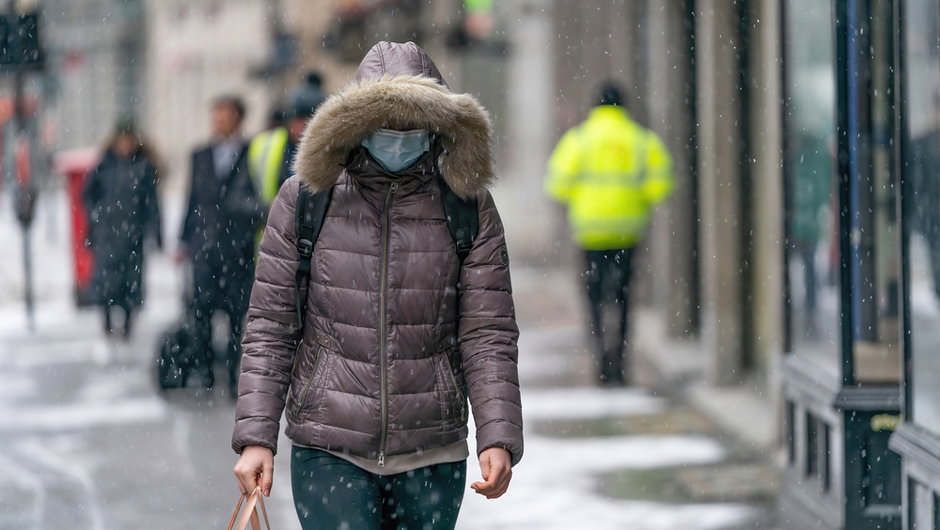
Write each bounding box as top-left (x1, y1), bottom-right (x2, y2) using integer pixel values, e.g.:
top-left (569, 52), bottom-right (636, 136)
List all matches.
top-left (476, 420), bottom-right (524, 467)
top-left (231, 420), bottom-right (280, 456)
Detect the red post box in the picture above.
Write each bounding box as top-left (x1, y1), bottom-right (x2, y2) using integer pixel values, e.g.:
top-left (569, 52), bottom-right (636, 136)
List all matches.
top-left (55, 148), bottom-right (99, 306)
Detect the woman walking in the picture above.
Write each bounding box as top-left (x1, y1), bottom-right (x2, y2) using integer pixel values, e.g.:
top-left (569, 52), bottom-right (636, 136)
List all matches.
top-left (232, 41), bottom-right (523, 529)
top-left (83, 121), bottom-right (162, 338)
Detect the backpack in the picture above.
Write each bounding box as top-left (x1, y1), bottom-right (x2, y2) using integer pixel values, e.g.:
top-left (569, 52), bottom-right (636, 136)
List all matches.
top-left (292, 179), bottom-right (478, 329)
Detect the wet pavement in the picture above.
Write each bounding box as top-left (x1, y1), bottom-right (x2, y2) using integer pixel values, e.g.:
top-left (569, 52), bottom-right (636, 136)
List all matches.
top-left (0, 196), bottom-right (778, 529)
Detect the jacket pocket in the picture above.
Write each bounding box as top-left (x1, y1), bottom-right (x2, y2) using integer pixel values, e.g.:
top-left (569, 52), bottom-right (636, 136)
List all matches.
top-left (286, 340), bottom-right (305, 414)
top-left (440, 351), bottom-right (467, 423)
top-left (291, 345), bottom-right (324, 421)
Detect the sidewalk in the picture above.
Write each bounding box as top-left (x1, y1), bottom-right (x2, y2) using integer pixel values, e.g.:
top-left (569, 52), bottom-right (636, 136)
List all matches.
top-left (476, 267), bottom-right (780, 529)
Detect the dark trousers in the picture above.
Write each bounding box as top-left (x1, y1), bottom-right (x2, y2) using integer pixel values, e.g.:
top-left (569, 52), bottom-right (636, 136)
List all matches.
top-left (190, 296), bottom-right (246, 393)
top-left (103, 302), bottom-right (135, 337)
top-left (188, 256), bottom-right (252, 393)
top-left (291, 447), bottom-right (466, 530)
top-left (583, 248), bottom-right (635, 385)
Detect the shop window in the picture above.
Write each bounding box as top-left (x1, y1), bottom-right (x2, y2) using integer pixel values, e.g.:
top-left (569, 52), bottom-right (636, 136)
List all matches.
top-left (852, 0), bottom-right (901, 383)
top-left (904, 0), bottom-right (940, 436)
top-left (785, 0), bottom-right (840, 374)
top-left (934, 492), bottom-right (939, 530)
top-left (806, 411), bottom-right (819, 478)
top-left (804, 412), bottom-right (831, 491)
top-left (909, 479), bottom-right (934, 529)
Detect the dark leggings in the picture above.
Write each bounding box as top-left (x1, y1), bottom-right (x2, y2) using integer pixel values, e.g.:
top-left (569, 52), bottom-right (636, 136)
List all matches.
top-left (291, 447), bottom-right (466, 530)
top-left (584, 248), bottom-right (635, 384)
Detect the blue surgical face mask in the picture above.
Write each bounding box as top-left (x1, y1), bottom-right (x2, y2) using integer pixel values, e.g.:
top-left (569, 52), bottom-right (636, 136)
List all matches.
top-left (361, 128), bottom-right (431, 173)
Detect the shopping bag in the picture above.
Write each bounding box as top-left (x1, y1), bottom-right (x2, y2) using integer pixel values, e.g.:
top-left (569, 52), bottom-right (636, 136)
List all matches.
top-left (226, 487), bottom-right (271, 530)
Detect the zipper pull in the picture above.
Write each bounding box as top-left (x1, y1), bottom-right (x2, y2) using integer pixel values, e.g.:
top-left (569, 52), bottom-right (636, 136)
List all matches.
top-left (378, 452), bottom-right (386, 468)
top-left (390, 181), bottom-right (399, 194)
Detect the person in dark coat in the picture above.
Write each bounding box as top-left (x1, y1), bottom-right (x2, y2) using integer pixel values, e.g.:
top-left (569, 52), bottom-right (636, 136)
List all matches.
top-left (177, 95), bottom-right (264, 394)
top-left (83, 121), bottom-right (162, 338)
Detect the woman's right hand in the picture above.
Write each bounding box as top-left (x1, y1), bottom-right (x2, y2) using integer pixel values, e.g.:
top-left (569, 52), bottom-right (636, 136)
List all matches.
top-left (234, 446), bottom-right (274, 496)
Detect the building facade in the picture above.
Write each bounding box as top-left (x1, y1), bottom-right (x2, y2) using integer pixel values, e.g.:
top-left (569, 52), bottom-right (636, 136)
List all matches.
top-left (44, 0), bottom-right (146, 151)
top-left (144, 0), bottom-right (274, 189)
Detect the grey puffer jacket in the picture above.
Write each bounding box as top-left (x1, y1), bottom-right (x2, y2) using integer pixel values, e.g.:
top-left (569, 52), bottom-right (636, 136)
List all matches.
top-left (232, 41), bottom-right (523, 467)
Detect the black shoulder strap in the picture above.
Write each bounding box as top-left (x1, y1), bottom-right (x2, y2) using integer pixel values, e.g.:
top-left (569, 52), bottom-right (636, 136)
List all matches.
top-left (294, 185), bottom-right (333, 330)
top-left (439, 179), bottom-right (479, 263)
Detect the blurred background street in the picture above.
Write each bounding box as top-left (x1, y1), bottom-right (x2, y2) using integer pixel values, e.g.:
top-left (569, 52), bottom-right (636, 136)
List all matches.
top-left (2, 0), bottom-right (940, 529)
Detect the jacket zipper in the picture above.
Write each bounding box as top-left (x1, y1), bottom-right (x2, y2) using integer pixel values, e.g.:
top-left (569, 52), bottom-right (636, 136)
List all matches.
top-left (295, 345), bottom-right (323, 418)
top-left (378, 180), bottom-right (399, 468)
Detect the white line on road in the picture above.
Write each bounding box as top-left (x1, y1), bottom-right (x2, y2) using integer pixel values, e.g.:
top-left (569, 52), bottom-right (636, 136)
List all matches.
top-left (0, 452), bottom-right (45, 529)
top-left (16, 442), bottom-right (105, 530)
top-left (0, 397), bottom-right (167, 433)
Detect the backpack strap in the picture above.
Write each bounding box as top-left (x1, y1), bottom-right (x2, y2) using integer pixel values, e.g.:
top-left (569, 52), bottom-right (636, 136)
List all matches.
top-left (294, 185), bottom-right (333, 330)
top-left (438, 178), bottom-right (479, 263)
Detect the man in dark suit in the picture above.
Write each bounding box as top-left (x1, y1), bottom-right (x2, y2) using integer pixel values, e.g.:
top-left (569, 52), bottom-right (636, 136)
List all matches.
top-left (177, 96), bottom-right (263, 395)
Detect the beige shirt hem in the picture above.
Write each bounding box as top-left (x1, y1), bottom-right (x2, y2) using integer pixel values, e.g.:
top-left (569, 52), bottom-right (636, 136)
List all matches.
top-left (293, 440), bottom-right (469, 476)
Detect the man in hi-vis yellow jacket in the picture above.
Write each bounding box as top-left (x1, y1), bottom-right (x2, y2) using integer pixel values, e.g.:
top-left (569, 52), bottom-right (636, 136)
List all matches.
top-left (545, 82), bottom-right (674, 385)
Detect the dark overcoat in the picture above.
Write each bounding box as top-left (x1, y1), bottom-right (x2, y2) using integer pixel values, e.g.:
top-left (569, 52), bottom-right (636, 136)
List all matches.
top-left (83, 149), bottom-right (162, 308)
top-left (180, 141), bottom-right (263, 313)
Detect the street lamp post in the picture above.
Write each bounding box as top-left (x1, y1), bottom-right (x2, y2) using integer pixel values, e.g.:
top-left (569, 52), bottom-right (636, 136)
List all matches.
top-left (4, 0), bottom-right (44, 331)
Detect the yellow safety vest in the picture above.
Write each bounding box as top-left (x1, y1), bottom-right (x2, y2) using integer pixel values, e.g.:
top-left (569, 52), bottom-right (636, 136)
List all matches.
top-left (545, 105), bottom-right (674, 250)
top-left (248, 127), bottom-right (289, 205)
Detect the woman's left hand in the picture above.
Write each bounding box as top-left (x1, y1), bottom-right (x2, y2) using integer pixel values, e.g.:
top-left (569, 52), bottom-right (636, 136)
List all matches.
top-left (470, 447), bottom-right (512, 499)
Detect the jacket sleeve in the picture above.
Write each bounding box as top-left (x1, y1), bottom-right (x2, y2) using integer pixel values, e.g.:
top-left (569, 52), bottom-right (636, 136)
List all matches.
top-left (225, 151), bottom-right (266, 230)
top-left (232, 178), bottom-right (303, 455)
top-left (179, 152), bottom-right (198, 248)
top-left (544, 128), bottom-right (582, 203)
top-left (642, 132), bottom-right (674, 205)
top-left (82, 163), bottom-right (104, 213)
top-left (143, 162), bottom-right (163, 250)
top-left (459, 190), bottom-right (523, 466)
top-left (82, 163), bottom-right (103, 245)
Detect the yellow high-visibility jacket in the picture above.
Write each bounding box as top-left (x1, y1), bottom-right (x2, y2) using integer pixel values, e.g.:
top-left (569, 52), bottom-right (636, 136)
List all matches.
top-left (248, 127), bottom-right (290, 206)
top-left (545, 105), bottom-right (674, 250)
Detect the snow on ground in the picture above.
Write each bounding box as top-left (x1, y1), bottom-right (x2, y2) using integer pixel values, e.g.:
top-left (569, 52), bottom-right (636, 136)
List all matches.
top-left (459, 387), bottom-right (759, 530)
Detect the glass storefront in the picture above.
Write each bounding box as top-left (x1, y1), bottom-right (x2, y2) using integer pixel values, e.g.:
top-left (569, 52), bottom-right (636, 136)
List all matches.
top-left (785, 0), bottom-right (840, 374)
top-left (905, 0), bottom-right (940, 435)
top-left (852, 0), bottom-right (901, 383)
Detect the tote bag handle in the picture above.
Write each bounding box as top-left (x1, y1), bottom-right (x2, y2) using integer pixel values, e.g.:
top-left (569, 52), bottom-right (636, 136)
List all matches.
top-left (226, 487), bottom-right (271, 530)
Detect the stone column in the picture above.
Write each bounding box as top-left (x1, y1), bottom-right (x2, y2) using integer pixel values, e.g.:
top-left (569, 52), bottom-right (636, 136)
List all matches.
top-left (647, 0), bottom-right (699, 335)
top-left (695, 0), bottom-right (745, 385)
top-left (748, 0), bottom-right (785, 401)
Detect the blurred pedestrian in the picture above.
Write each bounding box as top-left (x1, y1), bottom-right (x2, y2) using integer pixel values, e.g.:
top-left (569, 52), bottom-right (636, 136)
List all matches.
top-left (232, 42), bottom-right (523, 529)
top-left (249, 92), bottom-right (325, 207)
top-left (177, 95), bottom-right (264, 394)
top-left (289, 71), bottom-right (326, 118)
top-left (545, 81), bottom-right (674, 386)
top-left (83, 120), bottom-right (162, 338)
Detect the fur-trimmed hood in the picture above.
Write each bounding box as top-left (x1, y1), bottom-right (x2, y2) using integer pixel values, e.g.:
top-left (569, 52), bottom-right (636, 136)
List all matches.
top-left (293, 41), bottom-right (494, 199)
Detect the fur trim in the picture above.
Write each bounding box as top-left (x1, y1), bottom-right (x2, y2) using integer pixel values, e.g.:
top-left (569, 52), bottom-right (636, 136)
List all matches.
top-left (293, 75), bottom-right (494, 199)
